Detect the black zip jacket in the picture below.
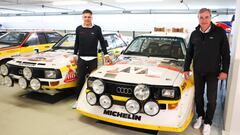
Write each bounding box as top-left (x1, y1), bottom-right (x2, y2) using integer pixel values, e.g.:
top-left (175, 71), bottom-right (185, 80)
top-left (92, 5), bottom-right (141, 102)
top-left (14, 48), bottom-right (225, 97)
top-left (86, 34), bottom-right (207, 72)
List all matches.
top-left (74, 25), bottom-right (108, 57)
top-left (184, 22), bottom-right (230, 74)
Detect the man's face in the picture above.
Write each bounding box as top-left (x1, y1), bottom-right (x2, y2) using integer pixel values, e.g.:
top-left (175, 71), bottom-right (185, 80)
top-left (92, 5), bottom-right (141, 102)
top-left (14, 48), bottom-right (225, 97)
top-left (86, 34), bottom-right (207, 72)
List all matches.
top-left (198, 11), bottom-right (211, 30)
top-left (82, 13), bottom-right (92, 25)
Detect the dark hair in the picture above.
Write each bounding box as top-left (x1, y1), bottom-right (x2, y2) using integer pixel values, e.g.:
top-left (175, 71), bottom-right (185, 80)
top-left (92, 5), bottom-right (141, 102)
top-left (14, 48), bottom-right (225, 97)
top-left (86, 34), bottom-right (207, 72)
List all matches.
top-left (82, 9), bottom-right (92, 15)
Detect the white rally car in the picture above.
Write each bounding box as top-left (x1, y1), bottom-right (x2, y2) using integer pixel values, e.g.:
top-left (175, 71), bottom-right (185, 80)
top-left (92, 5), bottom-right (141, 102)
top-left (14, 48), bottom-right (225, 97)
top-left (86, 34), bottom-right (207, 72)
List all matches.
top-left (77, 32), bottom-right (195, 132)
top-left (1, 33), bottom-right (127, 95)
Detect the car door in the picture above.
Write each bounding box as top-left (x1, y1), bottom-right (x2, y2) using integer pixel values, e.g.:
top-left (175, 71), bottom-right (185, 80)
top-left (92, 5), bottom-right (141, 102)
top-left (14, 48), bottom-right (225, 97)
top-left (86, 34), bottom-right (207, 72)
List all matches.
top-left (36, 32), bottom-right (53, 52)
top-left (20, 32), bottom-right (41, 54)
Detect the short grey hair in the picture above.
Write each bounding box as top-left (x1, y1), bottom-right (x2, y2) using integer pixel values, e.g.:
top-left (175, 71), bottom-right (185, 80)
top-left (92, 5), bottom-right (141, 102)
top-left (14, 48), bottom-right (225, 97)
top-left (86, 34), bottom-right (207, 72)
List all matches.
top-left (198, 8), bottom-right (212, 16)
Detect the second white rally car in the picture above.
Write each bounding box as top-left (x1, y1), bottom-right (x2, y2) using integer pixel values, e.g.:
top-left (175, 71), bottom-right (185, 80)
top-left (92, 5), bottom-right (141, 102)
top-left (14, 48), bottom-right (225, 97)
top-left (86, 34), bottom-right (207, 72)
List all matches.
top-left (0, 33), bottom-right (127, 95)
top-left (76, 31), bottom-right (195, 132)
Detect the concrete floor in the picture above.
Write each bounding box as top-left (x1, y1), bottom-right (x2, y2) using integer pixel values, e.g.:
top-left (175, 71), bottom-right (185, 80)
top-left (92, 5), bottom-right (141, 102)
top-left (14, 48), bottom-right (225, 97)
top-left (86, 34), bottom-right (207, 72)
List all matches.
top-left (0, 85), bottom-right (223, 135)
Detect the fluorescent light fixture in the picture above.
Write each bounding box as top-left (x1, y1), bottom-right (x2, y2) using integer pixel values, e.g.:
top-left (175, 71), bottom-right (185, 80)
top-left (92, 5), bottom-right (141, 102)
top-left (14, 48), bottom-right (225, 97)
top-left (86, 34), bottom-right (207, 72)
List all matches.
top-left (52, 0), bottom-right (88, 6)
top-left (116, 0), bottom-right (163, 3)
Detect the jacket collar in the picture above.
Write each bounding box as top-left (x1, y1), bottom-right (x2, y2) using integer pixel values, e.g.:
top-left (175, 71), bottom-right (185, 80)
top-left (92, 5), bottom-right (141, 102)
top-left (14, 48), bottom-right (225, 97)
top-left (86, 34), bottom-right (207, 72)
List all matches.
top-left (195, 22), bottom-right (216, 33)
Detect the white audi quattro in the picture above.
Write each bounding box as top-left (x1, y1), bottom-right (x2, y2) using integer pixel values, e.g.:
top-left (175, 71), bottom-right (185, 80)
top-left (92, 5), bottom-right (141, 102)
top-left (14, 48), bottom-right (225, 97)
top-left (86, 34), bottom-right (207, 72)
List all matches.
top-left (1, 33), bottom-right (127, 95)
top-left (77, 32), bottom-right (195, 132)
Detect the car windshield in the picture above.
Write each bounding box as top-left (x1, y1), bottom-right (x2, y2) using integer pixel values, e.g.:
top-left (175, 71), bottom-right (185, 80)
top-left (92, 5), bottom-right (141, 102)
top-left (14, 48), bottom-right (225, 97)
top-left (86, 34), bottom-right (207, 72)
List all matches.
top-left (52, 34), bottom-right (75, 50)
top-left (124, 36), bottom-right (186, 59)
top-left (0, 32), bottom-right (28, 47)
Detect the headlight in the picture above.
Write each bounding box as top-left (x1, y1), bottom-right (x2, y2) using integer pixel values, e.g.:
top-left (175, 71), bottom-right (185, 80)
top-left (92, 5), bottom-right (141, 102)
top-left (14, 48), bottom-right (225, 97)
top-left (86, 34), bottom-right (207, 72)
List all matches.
top-left (18, 77), bottom-right (28, 89)
top-left (99, 94), bottom-right (112, 109)
top-left (23, 67), bottom-right (32, 80)
top-left (30, 78), bottom-right (41, 91)
top-left (86, 92), bottom-right (97, 105)
top-left (45, 70), bottom-right (57, 79)
top-left (0, 64), bottom-right (9, 76)
top-left (92, 79), bottom-right (105, 94)
top-left (0, 75), bottom-right (4, 85)
top-left (125, 99), bottom-right (140, 114)
top-left (4, 76), bottom-right (13, 87)
top-left (162, 89), bottom-right (175, 98)
top-left (134, 84), bottom-right (150, 101)
top-left (144, 101), bottom-right (160, 116)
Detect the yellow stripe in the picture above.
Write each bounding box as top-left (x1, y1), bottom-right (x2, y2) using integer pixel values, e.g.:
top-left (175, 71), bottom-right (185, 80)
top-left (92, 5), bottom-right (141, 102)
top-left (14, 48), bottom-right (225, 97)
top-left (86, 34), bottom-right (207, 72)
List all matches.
top-left (76, 109), bottom-right (194, 132)
top-left (112, 95), bottom-right (129, 102)
top-left (157, 100), bottom-right (180, 104)
top-left (42, 81), bottom-right (76, 89)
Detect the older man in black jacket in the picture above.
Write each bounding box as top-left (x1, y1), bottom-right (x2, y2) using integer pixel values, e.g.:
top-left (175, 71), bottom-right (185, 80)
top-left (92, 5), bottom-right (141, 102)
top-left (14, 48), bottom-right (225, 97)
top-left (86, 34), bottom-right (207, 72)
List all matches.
top-left (184, 8), bottom-right (230, 135)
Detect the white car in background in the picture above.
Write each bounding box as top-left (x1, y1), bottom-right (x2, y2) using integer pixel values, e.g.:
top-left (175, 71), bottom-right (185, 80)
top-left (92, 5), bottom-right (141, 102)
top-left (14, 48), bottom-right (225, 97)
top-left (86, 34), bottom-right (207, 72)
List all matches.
top-left (77, 32), bottom-right (195, 132)
top-left (1, 33), bottom-right (127, 95)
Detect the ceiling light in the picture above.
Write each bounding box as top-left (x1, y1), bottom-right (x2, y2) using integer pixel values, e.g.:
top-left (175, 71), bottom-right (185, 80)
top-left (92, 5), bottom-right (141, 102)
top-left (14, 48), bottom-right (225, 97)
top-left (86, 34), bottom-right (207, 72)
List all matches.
top-left (52, 1), bottom-right (88, 6)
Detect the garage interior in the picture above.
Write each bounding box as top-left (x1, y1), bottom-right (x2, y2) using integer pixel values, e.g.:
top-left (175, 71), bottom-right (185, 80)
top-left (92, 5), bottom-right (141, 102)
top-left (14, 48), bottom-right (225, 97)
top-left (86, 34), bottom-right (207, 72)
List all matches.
top-left (0, 0), bottom-right (240, 135)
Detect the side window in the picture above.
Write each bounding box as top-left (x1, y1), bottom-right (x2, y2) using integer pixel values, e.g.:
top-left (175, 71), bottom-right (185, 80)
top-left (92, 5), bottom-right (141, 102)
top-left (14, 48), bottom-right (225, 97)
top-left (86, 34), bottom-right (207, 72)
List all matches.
top-left (45, 32), bottom-right (62, 43)
top-left (104, 35), bottom-right (117, 49)
top-left (113, 34), bottom-right (126, 47)
top-left (37, 33), bottom-right (47, 44)
top-left (24, 33), bottom-right (40, 46)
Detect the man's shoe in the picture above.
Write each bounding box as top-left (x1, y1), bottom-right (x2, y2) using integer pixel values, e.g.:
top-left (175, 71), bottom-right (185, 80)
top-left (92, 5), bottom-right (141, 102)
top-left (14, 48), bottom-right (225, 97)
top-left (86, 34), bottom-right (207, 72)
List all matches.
top-left (72, 101), bottom-right (78, 109)
top-left (203, 124), bottom-right (211, 135)
top-left (193, 116), bottom-right (203, 129)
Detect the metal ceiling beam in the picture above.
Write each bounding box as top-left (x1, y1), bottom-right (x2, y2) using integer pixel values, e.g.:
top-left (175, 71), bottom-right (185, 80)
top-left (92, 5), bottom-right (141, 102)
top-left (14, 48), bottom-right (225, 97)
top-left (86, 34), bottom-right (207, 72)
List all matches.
top-left (0, 8), bottom-right (235, 16)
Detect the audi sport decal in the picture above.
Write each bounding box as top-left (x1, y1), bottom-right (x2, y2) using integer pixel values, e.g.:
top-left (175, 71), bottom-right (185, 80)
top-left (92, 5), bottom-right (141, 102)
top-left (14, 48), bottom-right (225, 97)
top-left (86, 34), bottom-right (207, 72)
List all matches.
top-left (64, 65), bottom-right (77, 83)
top-left (103, 110), bottom-right (141, 121)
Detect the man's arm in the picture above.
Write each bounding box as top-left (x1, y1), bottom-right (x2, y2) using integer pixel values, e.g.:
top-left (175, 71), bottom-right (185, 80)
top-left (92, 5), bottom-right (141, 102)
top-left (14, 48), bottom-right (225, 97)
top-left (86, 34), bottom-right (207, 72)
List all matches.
top-left (220, 30), bottom-right (231, 74)
top-left (74, 27), bottom-right (79, 55)
top-left (184, 34), bottom-right (194, 72)
top-left (97, 26), bottom-right (108, 55)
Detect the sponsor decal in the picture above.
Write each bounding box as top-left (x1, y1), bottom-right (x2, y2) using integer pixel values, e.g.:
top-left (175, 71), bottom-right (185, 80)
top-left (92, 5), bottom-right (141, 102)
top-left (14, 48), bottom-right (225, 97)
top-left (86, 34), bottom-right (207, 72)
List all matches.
top-left (64, 65), bottom-right (77, 83)
top-left (103, 110), bottom-right (141, 121)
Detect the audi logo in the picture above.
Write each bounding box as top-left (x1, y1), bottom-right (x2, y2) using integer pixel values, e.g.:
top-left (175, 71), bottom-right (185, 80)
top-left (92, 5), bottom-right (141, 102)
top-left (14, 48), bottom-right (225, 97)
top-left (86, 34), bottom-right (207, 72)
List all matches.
top-left (116, 87), bottom-right (132, 94)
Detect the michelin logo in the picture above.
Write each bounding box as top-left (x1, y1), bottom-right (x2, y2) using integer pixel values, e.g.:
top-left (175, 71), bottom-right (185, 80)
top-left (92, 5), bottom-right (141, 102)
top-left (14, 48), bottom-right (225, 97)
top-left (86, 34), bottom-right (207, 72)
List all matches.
top-left (103, 110), bottom-right (141, 121)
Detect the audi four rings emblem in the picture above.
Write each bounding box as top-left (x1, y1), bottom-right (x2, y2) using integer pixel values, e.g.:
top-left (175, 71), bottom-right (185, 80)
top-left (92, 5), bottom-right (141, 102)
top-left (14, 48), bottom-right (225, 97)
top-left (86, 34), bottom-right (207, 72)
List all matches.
top-left (116, 87), bottom-right (132, 94)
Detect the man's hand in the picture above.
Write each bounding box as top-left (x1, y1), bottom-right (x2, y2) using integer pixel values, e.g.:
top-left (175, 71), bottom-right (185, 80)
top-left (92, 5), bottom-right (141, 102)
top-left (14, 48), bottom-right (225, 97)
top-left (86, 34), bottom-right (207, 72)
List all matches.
top-left (183, 71), bottom-right (190, 80)
top-left (218, 72), bottom-right (228, 80)
top-left (104, 55), bottom-right (112, 65)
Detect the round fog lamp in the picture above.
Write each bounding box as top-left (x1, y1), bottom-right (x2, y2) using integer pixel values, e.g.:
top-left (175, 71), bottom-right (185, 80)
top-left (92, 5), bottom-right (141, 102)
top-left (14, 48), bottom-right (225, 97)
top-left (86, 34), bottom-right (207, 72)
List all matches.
top-left (92, 79), bottom-right (104, 94)
top-left (0, 64), bottom-right (9, 76)
top-left (144, 101), bottom-right (160, 116)
top-left (30, 78), bottom-right (41, 91)
top-left (0, 75), bottom-right (4, 85)
top-left (86, 92), bottom-right (97, 105)
top-left (18, 77), bottom-right (28, 89)
top-left (134, 84), bottom-right (150, 101)
top-left (99, 95), bottom-right (112, 109)
top-left (125, 99), bottom-right (140, 114)
top-left (4, 76), bottom-right (13, 87)
top-left (23, 67), bottom-right (32, 80)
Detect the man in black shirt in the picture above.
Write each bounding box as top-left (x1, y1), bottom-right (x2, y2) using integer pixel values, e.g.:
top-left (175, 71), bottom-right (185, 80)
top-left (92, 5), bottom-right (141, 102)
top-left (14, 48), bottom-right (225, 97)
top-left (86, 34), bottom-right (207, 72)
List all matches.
top-left (184, 8), bottom-right (230, 135)
top-left (73, 9), bottom-right (111, 108)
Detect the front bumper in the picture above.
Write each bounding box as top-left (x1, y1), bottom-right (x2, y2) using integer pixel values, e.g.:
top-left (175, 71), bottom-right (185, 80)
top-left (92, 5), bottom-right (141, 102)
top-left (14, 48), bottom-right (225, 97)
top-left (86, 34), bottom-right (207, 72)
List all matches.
top-left (76, 84), bottom-right (195, 132)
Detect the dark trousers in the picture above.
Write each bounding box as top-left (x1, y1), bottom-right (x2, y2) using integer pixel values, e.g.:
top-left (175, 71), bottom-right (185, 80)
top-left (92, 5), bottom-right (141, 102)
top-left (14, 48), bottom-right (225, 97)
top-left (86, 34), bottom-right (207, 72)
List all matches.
top-left (75, 58), bottom-right (97, 99)
top-left (194, 71), bottom-right (219, 125)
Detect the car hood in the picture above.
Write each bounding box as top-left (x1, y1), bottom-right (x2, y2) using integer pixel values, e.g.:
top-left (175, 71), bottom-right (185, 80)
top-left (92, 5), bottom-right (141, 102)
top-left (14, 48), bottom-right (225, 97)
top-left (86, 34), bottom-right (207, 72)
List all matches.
top-left (90, 55), bottom-right (184, 86)
top-left (11, 49), bottom-right (76, 67)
